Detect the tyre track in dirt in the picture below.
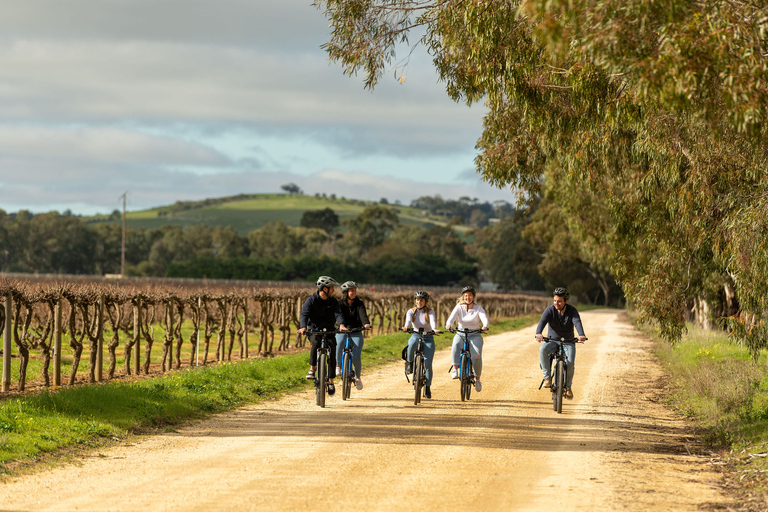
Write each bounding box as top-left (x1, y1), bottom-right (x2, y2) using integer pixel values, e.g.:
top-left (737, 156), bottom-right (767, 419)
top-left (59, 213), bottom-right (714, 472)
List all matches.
top-left (0, 310), bottom-right (728, 511)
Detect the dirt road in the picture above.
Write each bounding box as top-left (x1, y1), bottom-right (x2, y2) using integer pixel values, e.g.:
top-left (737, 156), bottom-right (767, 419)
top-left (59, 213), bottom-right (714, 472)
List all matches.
top-left (0, 310), bottom-right (728, 511)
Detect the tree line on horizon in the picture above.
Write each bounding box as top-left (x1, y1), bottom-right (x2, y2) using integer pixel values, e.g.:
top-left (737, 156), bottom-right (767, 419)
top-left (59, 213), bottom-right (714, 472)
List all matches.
top-left (0, 196), bottom-right (620, 306)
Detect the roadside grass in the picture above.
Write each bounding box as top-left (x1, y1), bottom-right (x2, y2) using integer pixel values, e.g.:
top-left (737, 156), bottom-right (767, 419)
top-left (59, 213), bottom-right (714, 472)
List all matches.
top-left (0, 314), bottom-right (538, 475)
top-left (650, 323), bottom-right (768, 504)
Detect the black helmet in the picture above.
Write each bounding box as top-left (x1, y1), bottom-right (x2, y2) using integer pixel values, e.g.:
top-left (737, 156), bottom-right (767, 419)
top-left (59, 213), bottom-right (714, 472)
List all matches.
top-left (460, 285), bottom-right (476, 296)
top-left (414, 290), bottom-right (429, 300)
top-left (553, 287), bottom-right (570, 300)
top-left (316, 275), bottom-right (340, 290)
top-left (341, 281), bottom-right (357, 292)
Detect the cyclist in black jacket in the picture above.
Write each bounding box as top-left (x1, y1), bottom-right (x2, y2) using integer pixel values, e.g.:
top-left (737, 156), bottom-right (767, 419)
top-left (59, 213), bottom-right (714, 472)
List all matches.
top-left (535, 287), bottom-right (587, 400)
top-left (335, 281), bottom-right (371, 390)
top-left (298, 276), bottom-right (347, 396)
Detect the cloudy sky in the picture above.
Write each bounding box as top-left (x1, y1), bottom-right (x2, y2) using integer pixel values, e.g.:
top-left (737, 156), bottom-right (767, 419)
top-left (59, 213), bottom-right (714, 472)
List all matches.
top-left (0, 0), bottom-right (511, 215)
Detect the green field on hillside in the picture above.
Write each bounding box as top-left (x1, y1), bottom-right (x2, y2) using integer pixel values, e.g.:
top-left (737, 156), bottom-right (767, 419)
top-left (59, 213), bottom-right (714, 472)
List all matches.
top-left (90, 194), bottom-right (448, 235)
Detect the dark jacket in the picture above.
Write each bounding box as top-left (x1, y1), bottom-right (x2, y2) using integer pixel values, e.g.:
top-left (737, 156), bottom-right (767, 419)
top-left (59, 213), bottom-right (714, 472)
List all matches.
top-left (300, 292), bottom-right (344, 332)
top-left (339, 296), bottom-right (370, 329)
top-left (536, 304), bottom-right (585, 341)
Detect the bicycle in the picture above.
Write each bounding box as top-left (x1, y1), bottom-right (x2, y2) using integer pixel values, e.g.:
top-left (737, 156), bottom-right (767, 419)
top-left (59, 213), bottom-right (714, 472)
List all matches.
top-left (449, 328), bottom-right (484, 402)
top-left (403, 327), bottom-right (435, 405)
top-left (305, 329), bottom-right (336, 408)
top-left (338, 327), bottom-right (367, 401)
top-left (538, 336), bottom-right (586, 413)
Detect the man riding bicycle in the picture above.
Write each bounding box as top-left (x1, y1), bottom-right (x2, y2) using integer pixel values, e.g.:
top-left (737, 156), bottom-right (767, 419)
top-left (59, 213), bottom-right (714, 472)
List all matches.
top-left (298, 275), bottom-right (347, 396)
top-left (535, 287), bottom-right (587, 400)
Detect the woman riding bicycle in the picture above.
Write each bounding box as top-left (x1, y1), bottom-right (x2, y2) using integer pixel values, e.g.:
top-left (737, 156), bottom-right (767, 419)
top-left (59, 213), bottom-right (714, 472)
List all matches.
top-left (335, 281), bottom-right (371, 390)
top-left (298, 275), bottom-right (347, 396)
top-left (445, 286), bottom-right (489, 392)
top-left (401, 290), bottom-right (439, 399)
top-left (535, 287), bottom-right (587, 400)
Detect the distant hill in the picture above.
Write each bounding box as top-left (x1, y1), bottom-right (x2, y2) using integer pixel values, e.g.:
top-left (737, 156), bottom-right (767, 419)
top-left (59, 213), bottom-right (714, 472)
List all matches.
top-left (87, 193), bottom-right (454, 236)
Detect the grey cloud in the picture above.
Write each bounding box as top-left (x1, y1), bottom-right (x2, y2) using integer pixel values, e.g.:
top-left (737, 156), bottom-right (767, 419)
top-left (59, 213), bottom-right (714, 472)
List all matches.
top-left (0, 1), bottom-right (492, 215)
top-left (1, 0), bottom-right (330, 52)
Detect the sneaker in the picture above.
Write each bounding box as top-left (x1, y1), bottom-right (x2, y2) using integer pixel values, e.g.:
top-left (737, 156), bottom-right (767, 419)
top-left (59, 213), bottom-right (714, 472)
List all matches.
top-left (565, 388), bottom-right (573, 400)
top-left (327, 382), bottom-right (335, 396)
top-left (424, 386), bottom-right (431, 399)
top-left (306, 370), bottom-right (315, 380)
top-left (543, 377), bottom-right (552, 388)
top-left (405, 362), bottom-right (413, 374)
top-left (355, 377), bottom-right (363, 390)
top-left (450, 368), bottom-right (458, 379)
top-left (475, 379), bottom-right (482, 392)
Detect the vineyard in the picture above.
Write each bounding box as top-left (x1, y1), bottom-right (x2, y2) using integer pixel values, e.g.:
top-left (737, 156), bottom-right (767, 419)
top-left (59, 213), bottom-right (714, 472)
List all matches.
top-left (0, 275), bottom-right (549, 394)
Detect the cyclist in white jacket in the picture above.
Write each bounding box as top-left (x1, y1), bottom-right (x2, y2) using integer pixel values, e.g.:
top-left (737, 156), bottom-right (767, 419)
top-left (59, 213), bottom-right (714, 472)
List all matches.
top-left (445, 286), bottom-right (489, 392)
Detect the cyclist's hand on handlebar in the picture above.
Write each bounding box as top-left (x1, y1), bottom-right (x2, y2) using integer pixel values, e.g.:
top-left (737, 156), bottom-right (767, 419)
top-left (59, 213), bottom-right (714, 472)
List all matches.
top-left (535, 333), bottom-right (543, 343)
top-left (481, 326), bottom-right (488, 332)
top-left (339, 325), bottom-right (348, 332)
top-left (578, 335), bottom-right (587, 342)
top-left (364, 324), bottom-right (371, 330)
top-left (297, 327), bottom-right (307, 336)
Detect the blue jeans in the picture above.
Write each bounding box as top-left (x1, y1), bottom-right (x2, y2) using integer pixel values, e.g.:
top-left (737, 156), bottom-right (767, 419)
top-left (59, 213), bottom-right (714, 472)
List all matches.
top-left (407, 334), bottom-right (435, 386)
top-left (336, 331), bottom-right (364, 377)
top-left (539, 341), bottom-right (576, 388)
top-left (451, 333), bottom-right (484, 378)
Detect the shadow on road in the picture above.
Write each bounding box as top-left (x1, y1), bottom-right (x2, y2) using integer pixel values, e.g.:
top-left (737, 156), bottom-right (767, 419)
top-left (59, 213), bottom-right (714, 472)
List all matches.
top-left (176, 397), bottom-right (685, 457)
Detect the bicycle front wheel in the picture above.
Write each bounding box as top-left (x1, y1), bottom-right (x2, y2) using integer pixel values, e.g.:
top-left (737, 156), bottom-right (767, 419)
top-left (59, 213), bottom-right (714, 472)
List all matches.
top-left (554, 359), bottom-right (565, 414)
top-left (460, 354), bottom-right (470, 402)
top-left (317, 351), bottom-right (327, 408)
top-left (342, 351), bottom-right (352, 401)
top-left (413, 353), bottom-right (424, 405)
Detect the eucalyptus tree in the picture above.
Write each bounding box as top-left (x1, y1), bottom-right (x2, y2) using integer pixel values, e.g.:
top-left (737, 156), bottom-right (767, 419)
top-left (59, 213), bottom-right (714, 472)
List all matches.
top-left (316, 0), bottom-right (768, 350)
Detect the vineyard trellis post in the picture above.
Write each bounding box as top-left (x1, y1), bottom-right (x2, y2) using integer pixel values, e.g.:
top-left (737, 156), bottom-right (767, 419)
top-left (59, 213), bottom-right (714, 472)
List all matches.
top-left (54, 298), bottom-right (62, 386)
top-left (244, 299), bottom-right (248, 359)
top-left (97, 294), bottom-right (104, 382)
top-left (196, 296), bottom-right (201, 366)
top-left (2, 292), bottom-right (11, 392)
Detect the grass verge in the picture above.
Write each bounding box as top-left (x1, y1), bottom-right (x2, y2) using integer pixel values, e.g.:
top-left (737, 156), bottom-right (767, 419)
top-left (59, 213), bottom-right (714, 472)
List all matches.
top-left (0, 315), bottom-right (538, 475)
top-left (650, 322), bottom-right (768, 508)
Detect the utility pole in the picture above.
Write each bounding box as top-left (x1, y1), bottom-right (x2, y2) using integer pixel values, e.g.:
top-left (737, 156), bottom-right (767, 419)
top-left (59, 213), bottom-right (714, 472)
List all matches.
top-left (119, 191), bottom-right (128, 276)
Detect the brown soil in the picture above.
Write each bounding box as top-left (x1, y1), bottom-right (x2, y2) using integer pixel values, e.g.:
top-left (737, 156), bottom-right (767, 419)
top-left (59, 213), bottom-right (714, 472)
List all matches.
top-left (0, 310), bottom-right (730, 511)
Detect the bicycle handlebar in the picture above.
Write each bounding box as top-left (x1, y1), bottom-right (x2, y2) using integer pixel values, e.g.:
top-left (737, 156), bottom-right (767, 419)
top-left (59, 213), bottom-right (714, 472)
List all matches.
top-left (403, 328), bottom-right (437, 335)
top-left (304, 327), bottom-right (369, 336)
top-left (449, 328), bottom-right (485, 334)
top-left (539, 336), bottom-right (587, 343)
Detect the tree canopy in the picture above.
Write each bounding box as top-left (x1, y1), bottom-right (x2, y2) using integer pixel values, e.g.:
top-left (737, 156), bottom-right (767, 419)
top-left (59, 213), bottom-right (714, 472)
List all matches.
top-left (315, 0), bottom-right (768, 350)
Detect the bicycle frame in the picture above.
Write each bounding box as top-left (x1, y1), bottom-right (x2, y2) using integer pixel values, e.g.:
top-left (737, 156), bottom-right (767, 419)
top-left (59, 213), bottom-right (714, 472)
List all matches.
top-left (338, 327), bottom-right (366, 401)
top-left (450, 328), bottom-right (483, 402)
top-left (539, 336), bottom-right (585, 413)
top-left (404, 328), bottom-right (433, 405)
top-left (305, 329), bottom-right (335, 408)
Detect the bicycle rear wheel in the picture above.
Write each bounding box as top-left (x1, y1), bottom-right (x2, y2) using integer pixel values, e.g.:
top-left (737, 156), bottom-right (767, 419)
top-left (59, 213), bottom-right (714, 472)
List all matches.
top-left (554, 359), bottom-right (565, 413)
top-left (342, 351), bottom-right (352, 401)
top-left (317, 351), bottom-right (327, 408)
top-left (413, 353), bottom-right (424, 405)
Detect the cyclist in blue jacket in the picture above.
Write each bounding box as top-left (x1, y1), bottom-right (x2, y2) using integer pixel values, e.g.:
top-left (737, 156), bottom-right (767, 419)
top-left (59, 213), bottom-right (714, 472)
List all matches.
top-left (535, 287), bottom-right (587, 400)
top-left (298, 275), bottom-right (347, 396)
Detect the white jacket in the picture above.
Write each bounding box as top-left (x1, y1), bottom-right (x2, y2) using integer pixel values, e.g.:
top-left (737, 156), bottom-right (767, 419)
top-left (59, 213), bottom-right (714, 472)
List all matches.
top-left (445, 303), bottom-right (489, 330)
top-left (403, 308), bottom-right (437, 331)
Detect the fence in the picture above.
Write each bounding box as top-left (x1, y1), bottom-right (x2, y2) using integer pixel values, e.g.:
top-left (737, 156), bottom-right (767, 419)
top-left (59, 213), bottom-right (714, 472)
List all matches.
top-left (0, 275), bottom-right (549, 394)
